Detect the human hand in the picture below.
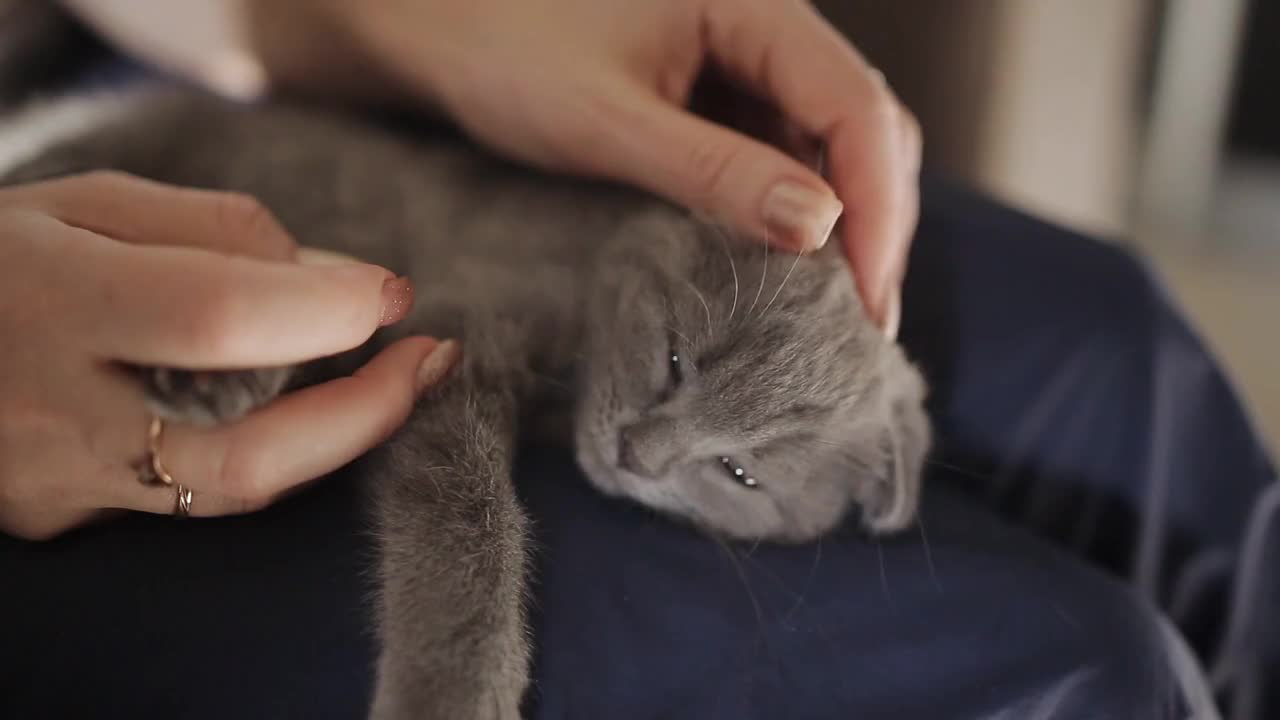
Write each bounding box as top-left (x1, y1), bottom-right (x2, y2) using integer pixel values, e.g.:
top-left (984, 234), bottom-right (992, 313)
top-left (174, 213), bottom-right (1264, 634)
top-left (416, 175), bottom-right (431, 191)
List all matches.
top-left (0, 172), bottom-right (456, 540)
top-left (249, 0), bottom-right (919, 337)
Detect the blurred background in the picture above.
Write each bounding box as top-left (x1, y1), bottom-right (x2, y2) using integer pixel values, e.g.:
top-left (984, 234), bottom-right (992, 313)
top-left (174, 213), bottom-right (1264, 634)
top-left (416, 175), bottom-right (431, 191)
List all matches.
top-left (819, 0), bottom-right (1279, 452)
top-left (3, 0), bottom-right (1276, 451)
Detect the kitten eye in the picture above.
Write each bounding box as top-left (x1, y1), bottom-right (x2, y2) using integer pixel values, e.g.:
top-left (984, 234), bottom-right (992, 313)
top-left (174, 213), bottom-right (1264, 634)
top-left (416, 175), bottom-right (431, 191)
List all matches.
top-left (718, 456), bottom-right (760, 489)
top-left (667, 344), bottom-right (683, 388)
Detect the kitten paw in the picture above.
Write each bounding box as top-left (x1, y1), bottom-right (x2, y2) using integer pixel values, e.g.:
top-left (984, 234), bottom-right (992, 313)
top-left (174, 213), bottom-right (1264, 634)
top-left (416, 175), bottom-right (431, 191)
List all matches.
top-left (136, 366), bottom-right (292, 426)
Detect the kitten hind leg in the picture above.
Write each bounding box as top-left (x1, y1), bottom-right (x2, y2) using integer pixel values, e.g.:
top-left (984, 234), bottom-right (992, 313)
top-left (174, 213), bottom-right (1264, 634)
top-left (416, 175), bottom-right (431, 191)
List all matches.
top-left (368, 376), bottom-right (530, 720)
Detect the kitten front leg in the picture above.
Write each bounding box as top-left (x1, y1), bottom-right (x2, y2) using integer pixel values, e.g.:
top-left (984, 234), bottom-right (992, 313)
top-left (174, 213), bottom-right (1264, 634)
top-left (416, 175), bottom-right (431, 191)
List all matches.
top-left (368, 376), bottom-right (530, 720)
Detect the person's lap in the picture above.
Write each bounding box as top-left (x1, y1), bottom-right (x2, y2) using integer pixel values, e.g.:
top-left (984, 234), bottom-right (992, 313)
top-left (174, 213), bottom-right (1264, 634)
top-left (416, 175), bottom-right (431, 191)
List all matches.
top-left (908, 178), bottom-right (1279, 717)
top-left (0, 453), bottom-right (1182, 720)
top-left (2, 168), bottom-right (1234, 717)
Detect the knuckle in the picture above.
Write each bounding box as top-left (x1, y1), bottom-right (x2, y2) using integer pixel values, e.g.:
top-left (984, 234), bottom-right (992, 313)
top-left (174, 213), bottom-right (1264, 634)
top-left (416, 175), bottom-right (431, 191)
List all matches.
top-left (183, 278), bottom-right (247, 359)
top-left (549, 87), bottom-right (629, 174)
top-left (685, 138), bottom-right (741, 200)
top-left (212, 192), bottom-right (287, 248)
top-left (215, 438), bottom-right (271, 502)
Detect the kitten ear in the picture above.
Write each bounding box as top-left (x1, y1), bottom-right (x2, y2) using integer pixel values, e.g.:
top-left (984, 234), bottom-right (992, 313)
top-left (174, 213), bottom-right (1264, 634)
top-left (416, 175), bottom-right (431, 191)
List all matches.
top-left (859, 349), bottom-right (931, 534)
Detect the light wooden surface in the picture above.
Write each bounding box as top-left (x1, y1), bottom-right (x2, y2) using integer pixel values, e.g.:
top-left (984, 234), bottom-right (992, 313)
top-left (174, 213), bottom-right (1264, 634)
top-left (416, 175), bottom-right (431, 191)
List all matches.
top-left (1151, 248), bottom-right (1280, 452)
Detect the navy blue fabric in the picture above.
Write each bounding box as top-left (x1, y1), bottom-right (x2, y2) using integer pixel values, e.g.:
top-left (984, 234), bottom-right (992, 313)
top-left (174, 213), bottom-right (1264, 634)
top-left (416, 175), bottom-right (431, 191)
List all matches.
top-left (2, 56), bottom-right (1277, 719)
top-left (903, 182), bottom-right (1279, 719)
top-left (0, 459), bottom-right (1181, 720)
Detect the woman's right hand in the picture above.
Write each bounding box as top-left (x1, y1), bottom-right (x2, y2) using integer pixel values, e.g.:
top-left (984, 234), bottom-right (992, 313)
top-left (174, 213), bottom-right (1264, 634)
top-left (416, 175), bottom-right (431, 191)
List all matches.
top-left (0, 171), bottom-right (457, 541)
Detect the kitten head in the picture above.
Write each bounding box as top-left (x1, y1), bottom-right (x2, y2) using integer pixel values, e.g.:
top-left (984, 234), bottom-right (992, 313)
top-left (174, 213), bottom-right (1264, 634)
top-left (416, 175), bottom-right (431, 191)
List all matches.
top-left (574, 209), bottom-right (931, 543)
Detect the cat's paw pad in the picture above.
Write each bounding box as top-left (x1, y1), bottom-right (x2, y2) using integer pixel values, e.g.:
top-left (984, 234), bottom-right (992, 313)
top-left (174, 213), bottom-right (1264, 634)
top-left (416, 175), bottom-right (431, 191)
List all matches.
top-left (138, 366), bottom-right (293, 426)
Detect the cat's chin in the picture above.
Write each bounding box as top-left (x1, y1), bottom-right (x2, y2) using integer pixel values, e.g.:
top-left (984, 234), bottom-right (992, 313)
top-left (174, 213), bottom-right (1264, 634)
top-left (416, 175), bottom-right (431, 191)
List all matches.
top-left (575, 443), bottom-right (695, 518)
top-left (572, 443), bottom-right (626, 499)
top-left (573, 443), bottom-right (797, 542)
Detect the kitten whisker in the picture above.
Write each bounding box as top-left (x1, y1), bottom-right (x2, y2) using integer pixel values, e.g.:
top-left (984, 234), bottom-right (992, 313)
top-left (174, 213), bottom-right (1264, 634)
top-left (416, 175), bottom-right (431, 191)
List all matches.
top-left (730, 546), bottom-right (844, 668)
top-left (530, 371), bottom-right (572, 392)
top-left (686, 280), bottom-right (716, 335)
top-left (783, 538), bottom-right (823, 626)
top-left (710, 534), bottom-right (770, 645)
top-left (761, 251), bottom-right (803, 317)
top-left (876, 539), bottom-right (896, 613)
top-left (749, 241), bottom-right (769, 316)
top-left (923, 458), bottom-right (996, 484)
top-left (682, 280), bottom-right (714, 337)
top-left (715, 224), bottom-right (740, 324)
top-left (667, 325), bottom-right (692, 348)
top-left (918, 516), bottom-right (942, 593)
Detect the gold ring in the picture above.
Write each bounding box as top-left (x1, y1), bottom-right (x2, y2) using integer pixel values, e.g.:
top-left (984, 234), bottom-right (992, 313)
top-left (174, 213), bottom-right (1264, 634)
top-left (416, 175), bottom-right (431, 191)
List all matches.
top-left (135, 416), bottom-right (175, 487)
top-left (174, 484), bottom-right (193, 517)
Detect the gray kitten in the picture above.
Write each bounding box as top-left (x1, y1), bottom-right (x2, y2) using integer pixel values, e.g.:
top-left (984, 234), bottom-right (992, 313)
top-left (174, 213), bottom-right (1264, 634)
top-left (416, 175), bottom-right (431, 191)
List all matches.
top-left (2, 90), bottom-right (931, 719)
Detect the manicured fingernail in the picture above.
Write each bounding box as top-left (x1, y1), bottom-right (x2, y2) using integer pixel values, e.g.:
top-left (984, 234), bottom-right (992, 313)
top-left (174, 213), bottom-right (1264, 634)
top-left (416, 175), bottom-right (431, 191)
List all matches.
top-left (880, 288), bottom-right (901, 342)
top-left (416, 339), bottom-right (460, 393)
top-left (297, 247), bottom-right (364, 266)
top-left (380, 276), bottom-right (414, 326)
top-left (763, 180), bottom-right (843, 251)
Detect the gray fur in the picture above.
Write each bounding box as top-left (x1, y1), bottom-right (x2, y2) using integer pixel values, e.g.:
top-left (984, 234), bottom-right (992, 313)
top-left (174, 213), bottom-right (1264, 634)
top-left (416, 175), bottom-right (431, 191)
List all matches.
top-left (3, 89), bottom-right (931, 719)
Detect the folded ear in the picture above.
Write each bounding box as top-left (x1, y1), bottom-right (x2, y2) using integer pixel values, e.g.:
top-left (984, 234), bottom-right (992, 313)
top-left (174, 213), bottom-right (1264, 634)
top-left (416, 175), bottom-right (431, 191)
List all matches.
top-left (857, 346), bottom-right (932, 535)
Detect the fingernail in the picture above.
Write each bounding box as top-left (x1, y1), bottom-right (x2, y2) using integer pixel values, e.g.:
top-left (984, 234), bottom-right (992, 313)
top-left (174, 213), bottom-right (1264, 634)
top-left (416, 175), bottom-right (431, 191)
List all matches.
top-left (763, 180), bottom-right (843, 251)
top-left (880, 288), bottom-right (901, 342)
top-left (416, 339), bottom-right (461, 393)
top-left (297, 247), bottom-right (365, 266)
top-left (380, 276), bottom-right (414, 327)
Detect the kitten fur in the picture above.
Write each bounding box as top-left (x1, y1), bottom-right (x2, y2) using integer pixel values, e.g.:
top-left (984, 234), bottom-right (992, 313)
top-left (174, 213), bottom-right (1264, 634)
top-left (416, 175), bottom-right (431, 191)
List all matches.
top-left (0, 89), bottom-right (932, 720)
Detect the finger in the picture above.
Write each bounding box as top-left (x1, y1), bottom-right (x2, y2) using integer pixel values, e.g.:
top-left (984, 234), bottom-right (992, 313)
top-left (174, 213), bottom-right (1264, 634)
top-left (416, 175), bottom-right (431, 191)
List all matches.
top-left (577, 85), bottom-right (841, 253)
top-left (880, 108), bottom-right (922, 342)
top-left (60, 223), bottom-right (411, 367)
top-left (834, 96), bottom-right (919, 337)
top-left (701, 0), bottom-right (921, 325)
top-left (6, 170), bottom-right (298, 260)
top-left (119, 337), bottom-right (460, 517)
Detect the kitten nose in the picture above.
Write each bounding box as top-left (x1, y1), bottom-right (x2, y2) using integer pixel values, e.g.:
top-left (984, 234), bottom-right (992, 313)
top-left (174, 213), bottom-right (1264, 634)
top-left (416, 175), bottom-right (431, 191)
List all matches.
top-left (617, 421), bottom-right (676, 479)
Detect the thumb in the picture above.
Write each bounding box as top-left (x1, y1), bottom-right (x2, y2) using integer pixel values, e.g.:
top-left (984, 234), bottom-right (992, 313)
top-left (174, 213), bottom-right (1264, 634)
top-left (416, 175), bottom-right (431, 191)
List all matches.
top-left (585, 91), bottom-right (843, 251)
